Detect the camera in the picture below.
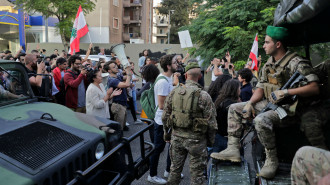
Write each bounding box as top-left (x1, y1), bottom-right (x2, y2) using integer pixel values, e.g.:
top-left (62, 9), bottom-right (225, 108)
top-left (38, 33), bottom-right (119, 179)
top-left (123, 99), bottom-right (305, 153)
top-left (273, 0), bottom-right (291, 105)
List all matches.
top-left (83, 64), bottom-right (93, 73)
top-left (37, 55), bottom-right (43, 64)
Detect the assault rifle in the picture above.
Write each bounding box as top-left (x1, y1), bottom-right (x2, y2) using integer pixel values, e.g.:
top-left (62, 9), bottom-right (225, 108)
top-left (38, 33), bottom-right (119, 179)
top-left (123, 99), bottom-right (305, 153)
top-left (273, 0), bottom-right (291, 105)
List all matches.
top-left (240, 71), bottom-right (306, 143)
top-left (264, 71), bottom-right (306, 119)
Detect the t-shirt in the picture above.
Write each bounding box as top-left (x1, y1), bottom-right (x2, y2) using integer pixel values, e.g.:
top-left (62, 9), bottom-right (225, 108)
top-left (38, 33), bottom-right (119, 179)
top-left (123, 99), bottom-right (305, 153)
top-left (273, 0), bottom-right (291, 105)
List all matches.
top-left (154, 74), bottom-right (173, 125)
top-left (26, 67), bottom-right (39, 96)
top-left (240, 83), bottom-right (253, 102)
top-left (107, 75), bottom-right (127, 106)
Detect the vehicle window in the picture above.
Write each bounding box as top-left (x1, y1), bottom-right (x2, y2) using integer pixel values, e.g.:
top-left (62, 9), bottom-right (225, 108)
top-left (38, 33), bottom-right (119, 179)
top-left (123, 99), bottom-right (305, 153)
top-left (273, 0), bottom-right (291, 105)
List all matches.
top-left (0, 69), bottom-right (28, 104)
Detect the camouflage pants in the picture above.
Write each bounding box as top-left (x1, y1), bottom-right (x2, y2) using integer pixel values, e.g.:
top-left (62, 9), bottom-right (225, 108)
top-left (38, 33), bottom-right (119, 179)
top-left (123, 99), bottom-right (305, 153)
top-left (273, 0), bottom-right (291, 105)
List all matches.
top-left (228, 100), bottom-right (295, 149)
top-left (228, 100), bottom-right (327, 149)
top-left (291, 146), bottom-right (330, 185)
top-left (167, 135), bottom-right (207, 185)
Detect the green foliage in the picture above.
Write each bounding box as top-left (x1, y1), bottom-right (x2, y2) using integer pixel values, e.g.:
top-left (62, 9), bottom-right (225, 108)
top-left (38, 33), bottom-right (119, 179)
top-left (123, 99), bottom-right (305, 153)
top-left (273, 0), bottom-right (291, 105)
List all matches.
top-left (158, 0), bottom-right (191, 44)
top-left (184, 0), bottom-right (279, 65)
top-left (14, 0), bottom-right (96, 47)
top-left (234, 60), bottom-right (247, 71)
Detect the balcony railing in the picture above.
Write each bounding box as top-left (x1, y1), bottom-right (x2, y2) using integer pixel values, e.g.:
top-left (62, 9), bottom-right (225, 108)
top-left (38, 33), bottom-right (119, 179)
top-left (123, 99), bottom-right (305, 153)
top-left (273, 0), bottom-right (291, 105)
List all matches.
top-left (123, 0), bottom-right (130, 7)
top-left (131, 0), bottom-right (142, 6)
top-left (123, 16), bottom-right (130, 24)
top-left (154, 33), bottom-right (167, 37)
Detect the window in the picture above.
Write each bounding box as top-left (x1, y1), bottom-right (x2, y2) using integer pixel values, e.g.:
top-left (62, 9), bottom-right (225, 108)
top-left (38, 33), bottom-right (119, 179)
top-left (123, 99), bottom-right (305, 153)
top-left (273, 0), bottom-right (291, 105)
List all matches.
top-left (113, 0), bottom-right (119, 6)
top-left (161, 39), bottom-right (164, 44)
top-left (160, 29), bottom-right (163, 34)
top-left (113, 18), bottom-right (119, 29)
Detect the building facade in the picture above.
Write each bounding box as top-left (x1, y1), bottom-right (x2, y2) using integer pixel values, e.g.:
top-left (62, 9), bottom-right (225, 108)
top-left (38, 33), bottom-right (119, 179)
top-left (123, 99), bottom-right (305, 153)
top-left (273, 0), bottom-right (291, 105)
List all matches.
top-left (84, 0), bottom-right (153, 44)
top-left (152, 4), bottom-right (169, 44)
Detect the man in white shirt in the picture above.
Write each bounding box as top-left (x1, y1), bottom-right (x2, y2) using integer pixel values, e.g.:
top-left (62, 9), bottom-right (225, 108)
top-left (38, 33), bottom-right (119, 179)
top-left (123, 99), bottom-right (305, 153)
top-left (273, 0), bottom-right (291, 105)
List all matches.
top-left (147, 54), bottom-right (179, 184)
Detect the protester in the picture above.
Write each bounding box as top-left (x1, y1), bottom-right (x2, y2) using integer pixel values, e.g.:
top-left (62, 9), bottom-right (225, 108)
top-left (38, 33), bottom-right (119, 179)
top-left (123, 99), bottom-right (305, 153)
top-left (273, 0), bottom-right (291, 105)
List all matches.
top-left (86, 69), bottom-right (122, 118)
top-left (104, 61), bottom-right (132, 131)
top-left (207, 74), bottom-right (232, 102)
top-left (213, 79), bottom-right (240, 153)
top-left (162, 62), bottom-right (217, 185)
top-left (64, 55), bottom-right (88, 113)
top-left (139, 49), bottom-right (149, 70)
top-left (147, 54), bottom-right (181, 184)
top-left (25, 54), bottom-right (45, 96)
top-left (237, 68), bottom-right (253, 101)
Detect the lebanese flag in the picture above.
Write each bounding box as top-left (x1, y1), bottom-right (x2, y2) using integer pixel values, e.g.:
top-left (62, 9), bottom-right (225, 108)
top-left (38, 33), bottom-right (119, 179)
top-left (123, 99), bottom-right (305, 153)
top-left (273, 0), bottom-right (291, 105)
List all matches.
top-left (69, 5), bottom-right (89, 54)
top-left (249, 34), bottom-right (258, 71)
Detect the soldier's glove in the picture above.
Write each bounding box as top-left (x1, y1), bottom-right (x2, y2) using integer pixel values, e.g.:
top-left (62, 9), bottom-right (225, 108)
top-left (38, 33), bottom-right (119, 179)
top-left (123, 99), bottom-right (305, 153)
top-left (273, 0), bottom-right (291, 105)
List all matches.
top-left (269, 89), bottom-right (289, 104)
top-left (242, 101), bottom-right (255, 119)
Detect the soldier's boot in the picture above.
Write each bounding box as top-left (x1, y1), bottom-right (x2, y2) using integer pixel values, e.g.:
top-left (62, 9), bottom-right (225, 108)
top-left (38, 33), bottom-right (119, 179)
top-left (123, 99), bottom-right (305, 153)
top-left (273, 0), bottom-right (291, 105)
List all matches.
top-left (210, 136), bottom-right (241, 162)
top-left (259, 148), bottom-right (278, 179)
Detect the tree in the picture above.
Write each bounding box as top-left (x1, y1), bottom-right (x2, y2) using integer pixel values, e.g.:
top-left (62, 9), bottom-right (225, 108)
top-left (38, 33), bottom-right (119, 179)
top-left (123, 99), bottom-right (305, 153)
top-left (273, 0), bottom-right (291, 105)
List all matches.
top-left (183, 0), bottom-right (279, 65)
top-left (158, 0), bottom-right (191, 44)
top-left (14, 0), bottom-right (96, 50)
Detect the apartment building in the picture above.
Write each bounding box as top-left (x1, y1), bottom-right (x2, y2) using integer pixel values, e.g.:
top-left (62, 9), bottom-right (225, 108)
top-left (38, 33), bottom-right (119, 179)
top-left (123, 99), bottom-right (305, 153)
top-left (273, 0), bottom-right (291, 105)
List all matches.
top-left (152, 6), bottom-right (169, 44)
top-left (84, 0), bottom-right (153, 44)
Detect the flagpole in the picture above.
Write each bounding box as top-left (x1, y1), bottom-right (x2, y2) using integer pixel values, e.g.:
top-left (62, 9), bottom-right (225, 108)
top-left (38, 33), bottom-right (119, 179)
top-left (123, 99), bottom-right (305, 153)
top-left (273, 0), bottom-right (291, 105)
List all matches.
top-left (88, 32), bottom-right (92, 43)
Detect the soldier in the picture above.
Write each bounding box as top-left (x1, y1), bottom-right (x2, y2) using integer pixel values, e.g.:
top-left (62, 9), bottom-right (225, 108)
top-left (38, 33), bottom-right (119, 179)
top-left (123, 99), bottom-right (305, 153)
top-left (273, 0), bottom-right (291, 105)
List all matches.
top-left (291, 146), bottom-right (330, 185)
top-left (162, 62), bottom-right (217, 185)
top-left (211, 26), bottom-right (325, 179)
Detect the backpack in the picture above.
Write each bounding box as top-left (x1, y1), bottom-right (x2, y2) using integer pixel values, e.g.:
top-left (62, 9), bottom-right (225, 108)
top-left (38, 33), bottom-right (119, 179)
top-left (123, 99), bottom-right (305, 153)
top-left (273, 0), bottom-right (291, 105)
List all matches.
top-left (314, 60), bottom-right (330, 99)
top-left (170, 84), bottom-right (202, 129)
top-left (140, 76), bottom-right (168, 119)
top-left (56, 71), bottom-right (75, 105)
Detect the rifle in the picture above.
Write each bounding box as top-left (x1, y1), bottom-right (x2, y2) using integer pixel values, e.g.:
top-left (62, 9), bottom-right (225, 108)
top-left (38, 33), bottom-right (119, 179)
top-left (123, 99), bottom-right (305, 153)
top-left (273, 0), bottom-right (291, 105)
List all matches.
top-left (264, 71), bottom-right (306, 119)
top-left (240, 71), bottom-right (306, 143)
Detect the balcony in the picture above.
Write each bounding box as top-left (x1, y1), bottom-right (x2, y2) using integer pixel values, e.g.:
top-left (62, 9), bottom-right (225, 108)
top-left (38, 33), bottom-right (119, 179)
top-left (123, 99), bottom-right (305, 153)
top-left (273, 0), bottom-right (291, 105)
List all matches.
top-left (154, 33), bottom-right (167, 37)
top-left (130, 15), bottom-right (142, 24)
top-left (131, 0), bottom-right (142, 7)
top-left (157, 22), bottom-right (169, 27)
top-left (123, 0), bottom-right (130, 8)
top-left (123, 16), bottom-right (130, 24)
top-left (123, 32), bottom-right (141, 41)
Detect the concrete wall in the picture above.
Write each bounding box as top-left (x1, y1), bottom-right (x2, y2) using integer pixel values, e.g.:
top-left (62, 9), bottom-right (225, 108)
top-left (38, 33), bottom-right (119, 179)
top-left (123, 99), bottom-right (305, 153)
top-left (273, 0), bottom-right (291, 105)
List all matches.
top-left (27, 43), bottom-right (213, 88)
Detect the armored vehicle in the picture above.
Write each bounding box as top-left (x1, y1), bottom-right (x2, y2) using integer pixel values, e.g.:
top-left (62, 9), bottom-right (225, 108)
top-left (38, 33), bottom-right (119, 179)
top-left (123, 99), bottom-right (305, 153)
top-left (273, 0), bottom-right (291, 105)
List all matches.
top-left (0, 60), bottom-right (154, 185)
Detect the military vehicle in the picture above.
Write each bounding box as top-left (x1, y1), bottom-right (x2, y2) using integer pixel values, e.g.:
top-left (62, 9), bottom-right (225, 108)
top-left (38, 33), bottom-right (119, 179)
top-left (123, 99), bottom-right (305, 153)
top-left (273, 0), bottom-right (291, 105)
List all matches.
top-left (209, 0), bottom-right (330, 184)
top-left (0, 60), bottom-right (154, 185)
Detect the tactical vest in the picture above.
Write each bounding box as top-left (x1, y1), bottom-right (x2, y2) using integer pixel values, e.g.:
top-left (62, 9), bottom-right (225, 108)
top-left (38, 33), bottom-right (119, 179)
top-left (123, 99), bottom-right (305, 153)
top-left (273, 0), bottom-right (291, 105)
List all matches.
top-left (262, 52), bottom-right (298, 100)
top-left (170, 84), bottom-right (207, 133)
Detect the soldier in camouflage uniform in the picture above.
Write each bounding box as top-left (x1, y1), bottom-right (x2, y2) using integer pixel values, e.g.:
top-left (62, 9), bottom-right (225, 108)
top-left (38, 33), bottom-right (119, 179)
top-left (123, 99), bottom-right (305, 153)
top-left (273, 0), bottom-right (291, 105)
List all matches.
top-left (211, 26), bottom-right (326, 179)
top-left (291, 146), bottom-right (330, 185)
top-left (162, 62), bottom-right (217, 185)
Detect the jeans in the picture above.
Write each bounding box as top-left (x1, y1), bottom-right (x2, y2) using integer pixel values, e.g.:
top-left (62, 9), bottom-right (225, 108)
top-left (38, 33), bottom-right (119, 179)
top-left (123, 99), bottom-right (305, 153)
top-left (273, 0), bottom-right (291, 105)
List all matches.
top-left (212, 134), bottom-right (228, 153)
top-left (149, 122), bottom-right (171, 177)
top-left (132, 89), bottom-right (138, 113)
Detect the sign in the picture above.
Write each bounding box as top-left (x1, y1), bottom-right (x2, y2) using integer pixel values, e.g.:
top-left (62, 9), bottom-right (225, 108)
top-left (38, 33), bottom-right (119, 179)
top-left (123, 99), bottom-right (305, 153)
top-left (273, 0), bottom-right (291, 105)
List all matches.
top-left (178, 30), bottom-right (193, 48)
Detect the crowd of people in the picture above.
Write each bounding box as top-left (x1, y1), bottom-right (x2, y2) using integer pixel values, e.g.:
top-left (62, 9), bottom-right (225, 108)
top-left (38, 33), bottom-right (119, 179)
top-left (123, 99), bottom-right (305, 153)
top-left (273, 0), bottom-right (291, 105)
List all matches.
top-left (1, 25), bottom-right (329, 185)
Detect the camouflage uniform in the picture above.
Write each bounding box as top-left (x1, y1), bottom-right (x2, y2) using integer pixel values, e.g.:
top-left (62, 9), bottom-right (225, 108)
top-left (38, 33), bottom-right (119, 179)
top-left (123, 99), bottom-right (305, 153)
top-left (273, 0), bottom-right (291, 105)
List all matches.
top-left (162, 80), bottom-right (217, 185)
top-left (291, 146), bottom-right (330, 185)
top-left (228, 51), bottom-right (322, 150)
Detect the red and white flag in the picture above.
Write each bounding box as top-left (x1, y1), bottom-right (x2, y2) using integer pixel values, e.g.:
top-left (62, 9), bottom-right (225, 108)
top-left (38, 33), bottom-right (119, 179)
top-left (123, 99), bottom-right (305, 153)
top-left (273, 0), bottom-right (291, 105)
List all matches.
top-left (249, 34), bottom-right (258, 71)
top-left (69, 5), bottom-right (89, 54)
